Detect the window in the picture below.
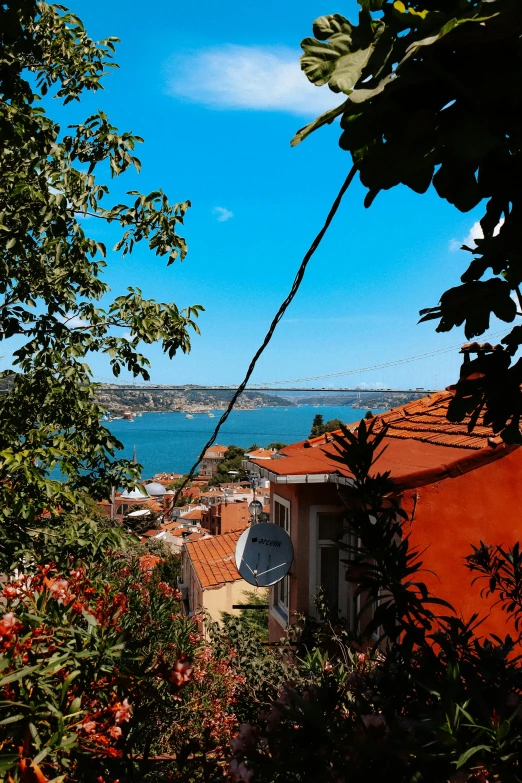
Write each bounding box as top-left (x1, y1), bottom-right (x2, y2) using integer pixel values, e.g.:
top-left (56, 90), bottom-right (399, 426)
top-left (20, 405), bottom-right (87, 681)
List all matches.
top-left (309, 507), bottom-right (359, 630)
top-left (272, 495), bottom-right (291, 620)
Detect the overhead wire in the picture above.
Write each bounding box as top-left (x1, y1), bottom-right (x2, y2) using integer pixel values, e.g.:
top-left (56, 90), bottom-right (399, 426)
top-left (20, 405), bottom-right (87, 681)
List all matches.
top-left (254, 330), bottom-right (508, 385)
top-left (172, 165), bottom-right (358, 502)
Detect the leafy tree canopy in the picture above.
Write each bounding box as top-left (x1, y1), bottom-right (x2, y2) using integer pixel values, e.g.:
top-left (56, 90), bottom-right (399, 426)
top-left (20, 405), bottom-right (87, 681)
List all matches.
top-left (309, 415), bottom-right (345, 438)
top-left (221, 589), bottom-right (269, 643)
top-left (295, 0), bottom-right (522, 442)
top-left (0, 0), bottom-right (202, 569)
top-left (207, 445), bottom-right (247, 485)
top-left (267, 441), bottom-right (287, 451)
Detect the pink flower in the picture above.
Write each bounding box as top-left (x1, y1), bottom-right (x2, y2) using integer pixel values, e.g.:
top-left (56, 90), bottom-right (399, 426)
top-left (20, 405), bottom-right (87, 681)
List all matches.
top-left (48, 578), bottom-right (73, 603)
top-left (109, 725), bottom-right (122, 739)
top-left (2, 584), bottom-right (20, 599)
top-left (0, 612), bottom-right (17, 637)
top-left (82, 721), bottom-right (97, 734)
top-left (114, 698), bottom-right (132, 724)
top-left (170, 659), bottom-right (193, 687)
top-left (230, 723), bottom-right (259, 754)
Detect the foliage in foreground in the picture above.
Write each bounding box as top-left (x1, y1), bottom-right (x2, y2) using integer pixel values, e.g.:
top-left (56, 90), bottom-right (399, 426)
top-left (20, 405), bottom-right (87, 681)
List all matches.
top-left (0, 552), bottom-right (244, 783)
top-left (295, 0), bottom-right (522, 443)
top-left (0, 0), bottom-right (202, 572)
top-left (228, 420), bottom-right (522, 783)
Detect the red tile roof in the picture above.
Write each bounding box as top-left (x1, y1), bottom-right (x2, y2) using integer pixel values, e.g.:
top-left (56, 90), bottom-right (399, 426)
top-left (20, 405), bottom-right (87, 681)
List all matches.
top-left (250, 391), bottom-right (519, 490)
top-left (185, 530), bottom-right (244, 588)
top-left (180, 509), bottom-right (203, 521)
top-left (244, 447), bottom-right (275, 460)
top-left (182, 487), bottom-right (202, 499)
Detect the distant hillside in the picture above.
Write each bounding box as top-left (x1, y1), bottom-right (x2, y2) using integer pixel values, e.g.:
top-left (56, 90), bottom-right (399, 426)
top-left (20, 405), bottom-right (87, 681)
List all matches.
top-left (276, 390), bottom-right (426, 409)
top-left (95, 385), bottom-right (292, 413)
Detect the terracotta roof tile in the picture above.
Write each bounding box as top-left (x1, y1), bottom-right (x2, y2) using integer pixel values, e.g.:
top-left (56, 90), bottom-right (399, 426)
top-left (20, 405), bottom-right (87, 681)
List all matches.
top-left (180, 509), bottom-right (203, 521)
top-left (249, 391), bottom-right (520, 490)
top-left (185, 530), bottom-right (245, 588)
top-left (245, 448), bottom-right (275, 460)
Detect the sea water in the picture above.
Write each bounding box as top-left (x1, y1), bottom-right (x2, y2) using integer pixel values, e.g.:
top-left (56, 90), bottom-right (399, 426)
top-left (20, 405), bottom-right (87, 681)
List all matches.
top-left (105, 405), bottom-right (386, 479)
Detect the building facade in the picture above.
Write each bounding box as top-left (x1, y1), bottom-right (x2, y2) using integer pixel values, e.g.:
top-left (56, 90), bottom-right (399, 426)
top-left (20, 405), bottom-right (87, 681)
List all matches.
top-left (198, 445), bottom-right (228, 479)
top-left (245, 391), bottom-right (522, 643)
top-left (201, 500), bottom-right (250, 536)
top-left (180, 530), bottom-right (251, 625)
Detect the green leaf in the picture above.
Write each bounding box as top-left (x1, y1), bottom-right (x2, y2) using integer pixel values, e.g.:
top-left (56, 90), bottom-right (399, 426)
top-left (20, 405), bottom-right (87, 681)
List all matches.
top-left (0, 665), bottom-right (40, 686)
top-left (0, 714), bottom-right (25, 725)
top-left (0, 755), bottom-right (19, 774)
top-left (456, 745), bottom-right (490, 769)
top-left (291, 102), bottom-right (347, 146)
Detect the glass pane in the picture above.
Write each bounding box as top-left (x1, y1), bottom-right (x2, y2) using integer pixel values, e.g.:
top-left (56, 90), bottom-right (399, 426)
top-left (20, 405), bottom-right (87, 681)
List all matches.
top-left (318, 513), bottom-right (343, 542)
top-left (277, 575), bottom-right (289, 609)
top-left (275, 501), bottom-right (289, 531)
top-left (320, 546), bottom-right (339, 609)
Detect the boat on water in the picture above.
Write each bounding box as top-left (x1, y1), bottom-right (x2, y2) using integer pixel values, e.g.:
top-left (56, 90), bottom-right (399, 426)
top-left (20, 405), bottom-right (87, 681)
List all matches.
top-left (186, 414), bottom-right (194, 419)
top-left (208, 412), bottom-right (215, 418)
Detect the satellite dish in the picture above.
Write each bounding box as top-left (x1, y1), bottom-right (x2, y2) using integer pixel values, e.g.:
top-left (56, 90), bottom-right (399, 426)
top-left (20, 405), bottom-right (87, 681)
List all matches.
top-left (235, 523), bottom-right (293, 587)
top-left (248, 499), bottom-right (263, 516)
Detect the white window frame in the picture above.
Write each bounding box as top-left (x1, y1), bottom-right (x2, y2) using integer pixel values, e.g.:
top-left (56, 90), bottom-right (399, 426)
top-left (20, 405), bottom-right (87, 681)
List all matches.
top-left (309, 505), bottom-right (360, 630)
top-left (270, 494), bottom-right (291, 627)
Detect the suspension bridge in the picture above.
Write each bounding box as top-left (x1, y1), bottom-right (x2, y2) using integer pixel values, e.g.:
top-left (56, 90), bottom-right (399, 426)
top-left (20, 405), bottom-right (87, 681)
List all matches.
top-left (94, 384), bottom-right (434, 394)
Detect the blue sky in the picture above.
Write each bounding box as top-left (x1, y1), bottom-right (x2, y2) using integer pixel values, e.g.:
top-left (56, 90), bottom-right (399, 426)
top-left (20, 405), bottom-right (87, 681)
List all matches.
top-left (8, 0), bottom-right (505, 390)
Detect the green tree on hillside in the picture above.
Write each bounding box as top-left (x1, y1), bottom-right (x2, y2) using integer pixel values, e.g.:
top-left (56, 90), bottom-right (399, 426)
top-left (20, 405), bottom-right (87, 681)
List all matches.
top-left (267, 441), bottom-right (287, 451)
top-left (309, 413), bottom-right (324, 438)
top-left (208, 445), bottom-right (247, 485)
top-left (0, 0), bottom-right (202, 570)
top-left (309, 415), bottom-right (345, 438)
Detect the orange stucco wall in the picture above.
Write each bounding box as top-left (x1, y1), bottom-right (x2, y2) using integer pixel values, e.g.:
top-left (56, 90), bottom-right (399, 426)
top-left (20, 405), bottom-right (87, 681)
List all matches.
top-left (402, 447), bottom-right (522, 638)
top-left (201, 501), bottom-right (249, 535)
top-left (269, 449), bottom-right (522, 643)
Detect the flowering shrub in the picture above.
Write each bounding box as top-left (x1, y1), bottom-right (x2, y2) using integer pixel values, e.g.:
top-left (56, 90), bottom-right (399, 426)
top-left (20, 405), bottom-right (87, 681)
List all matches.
top-left (224, 422), bottom-right (522, 783)
top-left (0, 564), bottom-right (134, 781)
top-left (0, 554), bottom-right (242, 783)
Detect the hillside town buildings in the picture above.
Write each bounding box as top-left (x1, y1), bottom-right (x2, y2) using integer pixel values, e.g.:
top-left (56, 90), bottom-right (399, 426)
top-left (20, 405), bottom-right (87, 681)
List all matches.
top-left (198, 444), bottom-right (228, 479)
top-left (180, 530), bottom-right (252, 626)
top-left (245, 390), bottom-right (522, 644)
top-left (94, 388), bottom-right (522, 644)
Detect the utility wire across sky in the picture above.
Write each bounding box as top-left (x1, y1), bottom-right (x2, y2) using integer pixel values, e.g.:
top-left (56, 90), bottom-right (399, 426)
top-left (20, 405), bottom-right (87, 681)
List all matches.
top-left (92, 329), bottom-right (507, 390)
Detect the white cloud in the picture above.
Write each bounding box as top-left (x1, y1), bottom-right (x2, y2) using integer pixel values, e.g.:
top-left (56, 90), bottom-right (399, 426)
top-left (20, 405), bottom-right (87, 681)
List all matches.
top-left (449, 218), bottom-right (504, 252)
top-left (57, 313), bottom-right (87, 329)
top-left (164, 45), bottom-right (341, 116)
top-left (212, 206), bottom-right (234, 222)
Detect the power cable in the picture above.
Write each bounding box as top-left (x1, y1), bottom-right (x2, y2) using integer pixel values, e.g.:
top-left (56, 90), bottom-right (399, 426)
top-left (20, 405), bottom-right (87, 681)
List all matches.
top-left (255, 330), bottom-right (508, 385)
top-left (172, 166), bottom-right (358, 502)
